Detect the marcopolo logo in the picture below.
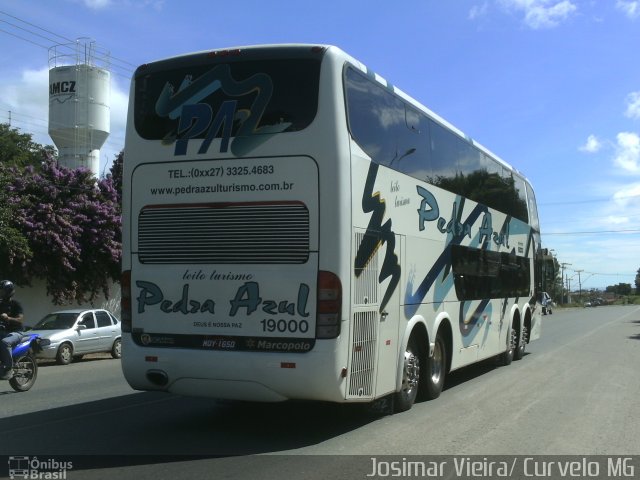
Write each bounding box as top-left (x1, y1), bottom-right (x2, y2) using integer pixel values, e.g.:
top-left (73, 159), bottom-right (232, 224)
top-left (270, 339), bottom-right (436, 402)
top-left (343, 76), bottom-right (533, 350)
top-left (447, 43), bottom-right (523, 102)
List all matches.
top-left (8, 456), bottom-right (73, 479)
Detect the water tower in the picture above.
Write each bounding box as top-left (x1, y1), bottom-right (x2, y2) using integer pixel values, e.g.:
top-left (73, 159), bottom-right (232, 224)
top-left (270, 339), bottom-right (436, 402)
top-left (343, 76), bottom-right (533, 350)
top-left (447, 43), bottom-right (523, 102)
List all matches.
top-left (48, 38), bottom-right (110, 177)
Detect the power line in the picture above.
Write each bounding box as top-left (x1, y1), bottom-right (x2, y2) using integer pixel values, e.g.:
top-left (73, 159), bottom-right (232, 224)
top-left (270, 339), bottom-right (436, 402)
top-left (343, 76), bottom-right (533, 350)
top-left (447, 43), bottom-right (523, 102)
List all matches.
top-left (0, 110), bottom-right (125, 146)
top-left (0, 17), bottom-right (70, 47)
top-left (0, 10), bottom-right (135, 77)
top-left (0, 26), bottom-right (49, 49)
top-left (540, 194), bottom-right (640, 206)
top-left (545, 229), bottom-right (640, 235)
top-left (567, 270), bottom-right (635, 277)
top-left (0, 10), bottom-right (73, 43)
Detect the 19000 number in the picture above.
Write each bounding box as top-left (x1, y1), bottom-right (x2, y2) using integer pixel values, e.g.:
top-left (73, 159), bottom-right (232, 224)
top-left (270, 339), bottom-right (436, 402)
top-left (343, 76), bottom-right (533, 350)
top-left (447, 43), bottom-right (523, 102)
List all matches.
top-left (260, 319), bottom-right (309, 333)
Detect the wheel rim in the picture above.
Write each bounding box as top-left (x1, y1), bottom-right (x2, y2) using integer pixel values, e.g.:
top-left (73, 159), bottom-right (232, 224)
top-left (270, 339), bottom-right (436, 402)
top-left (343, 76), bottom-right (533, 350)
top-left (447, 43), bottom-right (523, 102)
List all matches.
top-left (402, 349), bottom-right (420, 393)
top-left (60, 345), bottom-right (72, 362)
top-left (13, 357), bottom-right (35, 386)
top-left (509, 328), bottom-right (517, 353)
top-left (114, 340), bottom-right (121, 357)
top-left (519, 326), bottom-right (528, 351)
top-left (431, 340), bottom-right (444, 384)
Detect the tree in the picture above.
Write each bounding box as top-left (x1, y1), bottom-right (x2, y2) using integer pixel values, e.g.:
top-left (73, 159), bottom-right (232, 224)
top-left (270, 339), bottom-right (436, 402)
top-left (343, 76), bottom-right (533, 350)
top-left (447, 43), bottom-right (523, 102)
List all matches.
top-left (3, 157), bottom-right (121, 304)
top-left (606, 283), bottom-right (632, 296)
top-left (0, 166), bottom-right (32, 266)
top-left (1, 125), bottom-right (122, 304)
top-left (636, 268), bottom-right (640, 295)
top-left (108, 150), bottom-right (123, 205)
top-left (0, 123), bottom-right (55, 169)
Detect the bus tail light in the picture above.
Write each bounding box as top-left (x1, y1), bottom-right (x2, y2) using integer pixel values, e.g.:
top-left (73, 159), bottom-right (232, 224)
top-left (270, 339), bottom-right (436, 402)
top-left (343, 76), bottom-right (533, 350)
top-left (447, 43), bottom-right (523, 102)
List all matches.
top-left (121, 270), bottom-right (132, 333)
top-left (316, 271), bottom-right (341, 339)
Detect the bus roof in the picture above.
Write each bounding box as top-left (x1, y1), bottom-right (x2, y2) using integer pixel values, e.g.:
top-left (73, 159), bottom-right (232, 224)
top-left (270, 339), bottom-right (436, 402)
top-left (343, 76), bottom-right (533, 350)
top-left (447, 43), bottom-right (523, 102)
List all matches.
top-left (135, 43), bottom-right (531, 186)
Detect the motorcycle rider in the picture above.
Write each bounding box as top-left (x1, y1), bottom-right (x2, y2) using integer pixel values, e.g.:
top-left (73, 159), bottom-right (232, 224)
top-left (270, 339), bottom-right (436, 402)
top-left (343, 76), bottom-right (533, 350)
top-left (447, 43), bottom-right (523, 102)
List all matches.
top-left (0, 280), bottom-right (24, 380)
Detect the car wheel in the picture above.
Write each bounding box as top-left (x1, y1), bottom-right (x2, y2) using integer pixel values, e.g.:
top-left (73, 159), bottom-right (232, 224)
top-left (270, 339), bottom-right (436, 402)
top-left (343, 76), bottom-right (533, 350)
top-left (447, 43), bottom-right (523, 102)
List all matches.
top-left (111, 338), bottom-right (122, 359)
top-left (56, 343), bottom-right (73, 365)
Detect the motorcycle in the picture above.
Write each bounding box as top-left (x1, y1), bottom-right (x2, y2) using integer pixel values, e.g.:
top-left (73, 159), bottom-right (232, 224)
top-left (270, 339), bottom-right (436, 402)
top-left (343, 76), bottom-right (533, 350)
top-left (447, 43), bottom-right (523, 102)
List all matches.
top-left (1, 328), bottom-right (50, 392)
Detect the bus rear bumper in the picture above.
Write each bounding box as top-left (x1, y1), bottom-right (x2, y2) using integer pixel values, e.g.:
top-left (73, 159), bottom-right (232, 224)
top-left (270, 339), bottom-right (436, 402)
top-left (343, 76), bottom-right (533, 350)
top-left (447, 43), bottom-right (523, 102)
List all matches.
top-left (121, 335), bottom-right (347, 403)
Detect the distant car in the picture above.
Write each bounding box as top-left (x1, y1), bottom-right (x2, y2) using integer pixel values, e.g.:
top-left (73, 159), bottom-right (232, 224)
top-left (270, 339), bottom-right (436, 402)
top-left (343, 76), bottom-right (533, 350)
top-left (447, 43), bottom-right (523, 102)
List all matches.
top-left (30, 309), bottom-right (121, 365)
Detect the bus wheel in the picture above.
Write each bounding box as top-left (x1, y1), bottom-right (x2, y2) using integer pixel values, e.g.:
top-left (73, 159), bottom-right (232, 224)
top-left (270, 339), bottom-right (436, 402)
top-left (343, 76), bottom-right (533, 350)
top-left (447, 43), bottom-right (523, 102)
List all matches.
top-left (500, 327), bottom-right (516, 366)
top-left (514, 325), bottom-right (528, 361)
top-left (394, 338), bottom-right (421, 412)
top-left (421, 332), bottom-right (446, 400)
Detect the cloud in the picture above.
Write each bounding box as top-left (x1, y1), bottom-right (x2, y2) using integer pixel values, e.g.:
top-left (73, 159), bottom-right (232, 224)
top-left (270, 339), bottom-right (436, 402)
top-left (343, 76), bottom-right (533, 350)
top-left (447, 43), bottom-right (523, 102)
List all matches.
top-left (77, 0), bottom-right (165, 10)
top-left (1, 68), bottom-right (50, 142)
top-left (469, 2), bottom-right (490, 20)
top-left (612, 183), bottom-right (640, 208)
top-left (613, 132), bottom-right (640, 174)
top-left (82, 0), bottom-right (112, 9)
top-left (580, 134), bottom-right (602, 153)
top-left (605, 215), bottom-right (630, 225)
top-left (499, 0), bottom-right (578, 29)
top-left (616, 0), bottom-right (640, 19)
top-left (625, 91), bottom-right (640, 119)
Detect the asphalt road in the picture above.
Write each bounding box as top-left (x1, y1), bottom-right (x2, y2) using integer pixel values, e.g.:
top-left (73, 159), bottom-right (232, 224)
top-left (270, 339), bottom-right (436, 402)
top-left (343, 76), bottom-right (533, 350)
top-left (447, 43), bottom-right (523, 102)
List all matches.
top-left (1, 305), bottom-right (639, 479)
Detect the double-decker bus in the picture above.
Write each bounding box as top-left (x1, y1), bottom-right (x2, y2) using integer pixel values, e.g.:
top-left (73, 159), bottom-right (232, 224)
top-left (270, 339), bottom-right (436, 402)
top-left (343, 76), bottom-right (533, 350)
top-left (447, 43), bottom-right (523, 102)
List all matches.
top-left (121, 44), bottom-right (551, 412)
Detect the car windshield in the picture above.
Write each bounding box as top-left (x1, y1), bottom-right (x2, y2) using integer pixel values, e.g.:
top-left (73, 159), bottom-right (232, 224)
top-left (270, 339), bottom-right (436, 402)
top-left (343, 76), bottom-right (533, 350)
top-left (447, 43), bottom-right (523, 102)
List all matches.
top-left (34, 313), bottom-right (78, 330)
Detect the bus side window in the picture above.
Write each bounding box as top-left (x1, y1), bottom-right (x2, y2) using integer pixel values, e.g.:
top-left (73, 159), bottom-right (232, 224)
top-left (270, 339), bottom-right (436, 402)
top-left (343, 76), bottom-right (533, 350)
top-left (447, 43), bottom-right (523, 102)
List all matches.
top-left (397, 107), bottom-right (430, 182)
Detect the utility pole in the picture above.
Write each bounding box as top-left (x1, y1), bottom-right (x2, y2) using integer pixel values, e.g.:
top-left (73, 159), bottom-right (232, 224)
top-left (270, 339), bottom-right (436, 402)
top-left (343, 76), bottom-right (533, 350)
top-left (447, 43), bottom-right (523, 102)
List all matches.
top-left (575, 269), bottom-right (584, 303)
top-left (560, 263), bottom-right (572, 305)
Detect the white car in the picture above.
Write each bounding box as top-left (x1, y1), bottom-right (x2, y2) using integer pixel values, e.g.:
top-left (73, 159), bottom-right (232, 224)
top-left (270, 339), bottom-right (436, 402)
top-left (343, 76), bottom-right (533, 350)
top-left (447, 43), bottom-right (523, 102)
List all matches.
top-left (30, 309), bottom-right (122, 365)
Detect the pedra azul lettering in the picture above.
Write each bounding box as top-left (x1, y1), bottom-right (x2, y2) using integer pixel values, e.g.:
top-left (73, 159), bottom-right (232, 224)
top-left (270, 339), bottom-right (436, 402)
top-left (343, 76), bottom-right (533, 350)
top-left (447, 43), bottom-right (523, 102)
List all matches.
top-left (135, 280), bottom-right (310, 318)
top-left (229, 282), bottom-right (310, 317)
top-left (137, 281), bottom-right (216, 315)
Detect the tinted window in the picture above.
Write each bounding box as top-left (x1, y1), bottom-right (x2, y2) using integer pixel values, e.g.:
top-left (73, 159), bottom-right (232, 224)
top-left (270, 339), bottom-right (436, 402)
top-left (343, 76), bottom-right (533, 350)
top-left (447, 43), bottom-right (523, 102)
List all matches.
top-left (34, 313), bottom-right (77, 330)
top-left (135, 58), bottom-right (321, 141)
top-left (96, 311), bottom-right (113, 327)
top-left (526, 181), bottom-right (540, 232)
top-left (345, 66), bottom-right (530, 223)
top-left (345, 67), bottom-right (428, 170)
top-left (79, 314), bottom-right (96, 329)
top-left (452, 245), bottom-right (531, 300)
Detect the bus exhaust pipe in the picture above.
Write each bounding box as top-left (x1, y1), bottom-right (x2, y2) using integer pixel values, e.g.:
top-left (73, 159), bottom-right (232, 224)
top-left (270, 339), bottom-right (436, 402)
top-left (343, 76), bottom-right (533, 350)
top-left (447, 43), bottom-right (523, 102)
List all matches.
top-left (146, 370), bottom-right (169, 387)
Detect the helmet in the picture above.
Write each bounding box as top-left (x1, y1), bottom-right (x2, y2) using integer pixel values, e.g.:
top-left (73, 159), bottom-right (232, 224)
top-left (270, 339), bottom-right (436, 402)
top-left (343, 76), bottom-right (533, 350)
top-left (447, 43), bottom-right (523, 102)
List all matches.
top-left (1, 280), bottom-right (15, 299)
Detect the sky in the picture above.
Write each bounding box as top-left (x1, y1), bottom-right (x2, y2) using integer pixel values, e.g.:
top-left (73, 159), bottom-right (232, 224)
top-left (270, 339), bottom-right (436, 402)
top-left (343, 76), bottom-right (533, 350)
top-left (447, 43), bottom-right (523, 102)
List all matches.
top-left (0, 0), bottom-right (638, 290)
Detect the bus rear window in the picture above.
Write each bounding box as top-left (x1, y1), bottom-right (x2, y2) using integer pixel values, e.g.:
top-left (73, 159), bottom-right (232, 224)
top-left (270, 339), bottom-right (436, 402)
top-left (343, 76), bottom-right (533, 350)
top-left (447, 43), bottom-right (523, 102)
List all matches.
top-left (134, 58), bottom-right (321, 141)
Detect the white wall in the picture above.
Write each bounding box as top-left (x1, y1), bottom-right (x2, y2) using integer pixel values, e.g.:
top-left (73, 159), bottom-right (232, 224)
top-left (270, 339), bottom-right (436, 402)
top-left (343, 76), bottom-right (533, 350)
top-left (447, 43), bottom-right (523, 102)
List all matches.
top-left (14, 279), bottom-right (121, 327)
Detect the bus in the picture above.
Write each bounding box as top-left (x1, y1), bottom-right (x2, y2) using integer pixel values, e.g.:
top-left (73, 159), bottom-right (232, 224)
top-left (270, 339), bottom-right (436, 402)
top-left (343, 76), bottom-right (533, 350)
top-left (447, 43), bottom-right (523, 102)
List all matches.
top-left (121, 44), bottom-right (552, 412)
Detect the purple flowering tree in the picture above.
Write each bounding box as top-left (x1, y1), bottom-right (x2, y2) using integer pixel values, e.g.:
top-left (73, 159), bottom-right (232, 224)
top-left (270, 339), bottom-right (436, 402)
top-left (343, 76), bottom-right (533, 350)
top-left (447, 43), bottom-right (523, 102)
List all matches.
top-left (5, 156), bottom-right (121, 304)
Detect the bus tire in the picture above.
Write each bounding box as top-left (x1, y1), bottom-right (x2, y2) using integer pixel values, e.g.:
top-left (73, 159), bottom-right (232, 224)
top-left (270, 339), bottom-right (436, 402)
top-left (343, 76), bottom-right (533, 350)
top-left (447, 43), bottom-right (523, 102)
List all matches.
top-left (394, 337), bottom-right (422, 412)
top-left (514, 325), bottom-right (527, 361)
top-left (500, 327), bottom-right (516, 366)
top-left (420, 331), bottom-right (446, 400)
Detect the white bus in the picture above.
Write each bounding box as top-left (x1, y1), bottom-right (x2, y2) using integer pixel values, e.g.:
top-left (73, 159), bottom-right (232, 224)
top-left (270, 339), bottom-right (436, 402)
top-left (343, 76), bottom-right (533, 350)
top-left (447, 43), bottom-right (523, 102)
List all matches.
top-left (121, 44), bottom-right (551, 412)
